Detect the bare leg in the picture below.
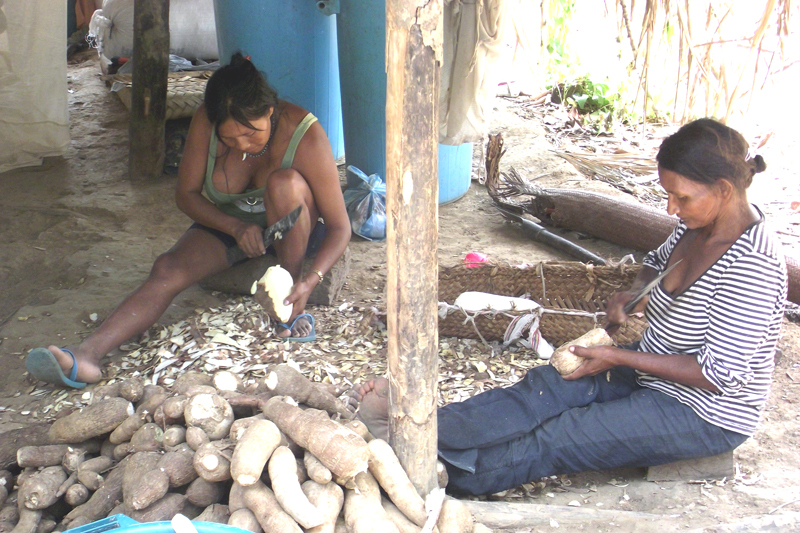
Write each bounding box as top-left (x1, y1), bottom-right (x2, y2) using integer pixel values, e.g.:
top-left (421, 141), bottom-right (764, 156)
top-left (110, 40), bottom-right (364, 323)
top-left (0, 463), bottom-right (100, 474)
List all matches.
top-left (264, 168), bottom-right (318, 338)
top-left (46, 228), bottom-right (230, 383)
top-left (348, 377), bottom-right (390, 440)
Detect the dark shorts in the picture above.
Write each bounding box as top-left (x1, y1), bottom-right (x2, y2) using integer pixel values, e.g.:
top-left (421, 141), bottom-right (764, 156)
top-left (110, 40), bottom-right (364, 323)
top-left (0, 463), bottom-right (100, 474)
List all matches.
top-left (189, 220), bottom-right (326, 258)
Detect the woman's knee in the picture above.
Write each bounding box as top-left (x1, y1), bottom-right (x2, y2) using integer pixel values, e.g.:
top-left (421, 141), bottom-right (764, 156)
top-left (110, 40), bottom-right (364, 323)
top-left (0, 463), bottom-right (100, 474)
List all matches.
top-left (265, 168), bottom-right (308, 200)
top-left (148, 252), bottom-right (194, 292)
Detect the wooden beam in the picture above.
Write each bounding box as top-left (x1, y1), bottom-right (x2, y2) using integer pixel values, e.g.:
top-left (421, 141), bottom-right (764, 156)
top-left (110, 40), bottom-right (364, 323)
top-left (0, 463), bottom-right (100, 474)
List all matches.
top-left (385, 0), bottom-right (443, 497)
top-left (462, 500), bottom-right (669, 529)
top-left (464, 500), bottom-right (800, 532)
top-left (129, 0), bottom-right (169, 180)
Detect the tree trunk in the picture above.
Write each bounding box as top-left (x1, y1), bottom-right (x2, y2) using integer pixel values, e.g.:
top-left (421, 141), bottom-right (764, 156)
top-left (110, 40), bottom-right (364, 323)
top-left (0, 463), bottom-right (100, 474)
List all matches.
top-left (129, 0), bottom-right (169, 180)
top-left (385, 0), bottom-right (443, 498)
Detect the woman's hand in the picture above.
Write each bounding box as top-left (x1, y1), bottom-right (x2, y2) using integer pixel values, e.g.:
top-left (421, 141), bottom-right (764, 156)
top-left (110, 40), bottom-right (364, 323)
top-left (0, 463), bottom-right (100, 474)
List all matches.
top-left (562, 345), bottom-right (618, 381)
top-left (605, 291), bottom-right (636, 327)
top-left (232, 222), bottom-right (266, 258)
top-left (283, 277), bottom-right (315, 321)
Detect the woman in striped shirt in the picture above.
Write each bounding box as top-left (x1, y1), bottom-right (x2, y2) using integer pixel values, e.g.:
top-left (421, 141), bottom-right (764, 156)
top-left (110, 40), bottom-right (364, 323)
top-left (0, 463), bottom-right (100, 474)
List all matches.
top-left (352, 118), bottom-right (787, 495)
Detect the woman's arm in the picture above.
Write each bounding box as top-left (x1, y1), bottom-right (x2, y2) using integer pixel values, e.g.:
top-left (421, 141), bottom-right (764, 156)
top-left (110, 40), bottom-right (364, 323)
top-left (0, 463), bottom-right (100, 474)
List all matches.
top-left (605, 265), bottom-right (659, 325)
top-left (565, 345), bottom-right (719, 391)
top-left (175, 105), bottom-right (265, 257)
top-left (283, 120), bottom-right (352, 306)
top-left (570, 250), bottom-right (785, 393)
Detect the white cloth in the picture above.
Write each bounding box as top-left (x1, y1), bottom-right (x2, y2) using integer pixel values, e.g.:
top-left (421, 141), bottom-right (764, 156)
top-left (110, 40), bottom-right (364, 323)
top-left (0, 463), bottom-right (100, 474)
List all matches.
top-left (0, 0), bottom-right (70, 173)
top-left (439, 0), bottom-right (507, 145)
top-left (89, 0), bottom-right (218, 61)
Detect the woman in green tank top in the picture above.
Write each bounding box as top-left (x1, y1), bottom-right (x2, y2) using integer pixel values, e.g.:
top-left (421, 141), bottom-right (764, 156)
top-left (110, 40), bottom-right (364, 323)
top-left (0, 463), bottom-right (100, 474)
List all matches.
top-left (25, 53), bottom-right (351, 387)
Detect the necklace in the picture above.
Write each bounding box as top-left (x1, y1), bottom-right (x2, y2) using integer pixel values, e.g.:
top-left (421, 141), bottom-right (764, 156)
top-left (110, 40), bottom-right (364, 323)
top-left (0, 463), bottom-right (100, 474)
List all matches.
top-left (242, 114), bottom-right (277, 161)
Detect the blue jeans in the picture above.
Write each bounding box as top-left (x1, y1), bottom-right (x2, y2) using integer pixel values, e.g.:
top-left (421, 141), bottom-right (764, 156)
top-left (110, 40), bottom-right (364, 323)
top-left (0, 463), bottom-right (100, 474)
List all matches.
top-left (438, 363), bottom-right (748, 495)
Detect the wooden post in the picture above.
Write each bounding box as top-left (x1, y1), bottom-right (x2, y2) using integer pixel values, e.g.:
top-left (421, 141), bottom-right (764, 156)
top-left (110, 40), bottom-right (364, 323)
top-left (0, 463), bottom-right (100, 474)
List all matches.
top-left (385, 0), bottom-right (443, 497)
top-left (129, 0), bottom-right (169, 180)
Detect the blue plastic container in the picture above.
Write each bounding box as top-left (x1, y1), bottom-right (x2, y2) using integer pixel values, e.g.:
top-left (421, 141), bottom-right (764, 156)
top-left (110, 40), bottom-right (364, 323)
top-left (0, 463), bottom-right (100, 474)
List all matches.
top-left (65, 515), bottom-right (250, 533)
top-left (336, 0), bottom-right (386, 180)
top-left (438, 143), bottom-right (474, 204)
top-left (213, 0), bottom-right (344, 159)
top-left (337, 0), bottom-right (472, 203)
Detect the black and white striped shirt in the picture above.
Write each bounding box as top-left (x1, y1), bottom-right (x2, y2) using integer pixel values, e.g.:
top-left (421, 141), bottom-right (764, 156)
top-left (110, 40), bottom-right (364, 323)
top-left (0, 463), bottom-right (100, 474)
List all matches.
top-left (637, 209), bottom-right (787, 436)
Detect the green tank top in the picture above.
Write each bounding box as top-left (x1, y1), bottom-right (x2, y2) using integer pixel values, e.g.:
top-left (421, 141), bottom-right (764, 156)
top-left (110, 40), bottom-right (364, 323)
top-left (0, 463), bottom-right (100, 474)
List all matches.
top-left (202, 113), bottom-right (318, 227)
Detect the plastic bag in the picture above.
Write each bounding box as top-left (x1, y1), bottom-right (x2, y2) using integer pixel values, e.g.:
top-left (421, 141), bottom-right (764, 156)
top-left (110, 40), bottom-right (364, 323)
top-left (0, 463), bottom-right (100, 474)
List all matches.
top-left (343, 166), bottom-right (386, 241)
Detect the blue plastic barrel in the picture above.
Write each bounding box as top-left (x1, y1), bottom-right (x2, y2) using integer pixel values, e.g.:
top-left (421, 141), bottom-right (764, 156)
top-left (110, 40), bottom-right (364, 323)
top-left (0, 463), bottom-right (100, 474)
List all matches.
top-left (65, 515), bottom-right (250, 533)
top-left (337, 0), bottom-right (472, 204)
top-left (336, 0), bottom-right (386, 181)
top-left (213, 0), bottom-right (344, 159)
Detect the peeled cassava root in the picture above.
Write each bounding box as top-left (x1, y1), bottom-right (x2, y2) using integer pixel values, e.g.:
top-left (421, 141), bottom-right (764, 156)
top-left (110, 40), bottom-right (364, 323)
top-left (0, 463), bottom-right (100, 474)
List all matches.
top-left (251, 265), bottom-right (294, 323)
top-left (549, 328), bottom-right (614, 376)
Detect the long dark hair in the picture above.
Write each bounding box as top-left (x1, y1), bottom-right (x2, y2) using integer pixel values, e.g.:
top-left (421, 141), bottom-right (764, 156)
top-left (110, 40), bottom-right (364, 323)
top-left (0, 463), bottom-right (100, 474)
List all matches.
top-left (204, 52), bottom-right (279, 134)
top-left (656, 118), bottom-right (766, 191)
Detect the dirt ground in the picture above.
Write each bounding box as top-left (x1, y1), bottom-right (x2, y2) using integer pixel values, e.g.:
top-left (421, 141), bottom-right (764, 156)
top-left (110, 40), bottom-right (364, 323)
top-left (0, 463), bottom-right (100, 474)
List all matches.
top-left (2, 54), bottom-right (800, 532)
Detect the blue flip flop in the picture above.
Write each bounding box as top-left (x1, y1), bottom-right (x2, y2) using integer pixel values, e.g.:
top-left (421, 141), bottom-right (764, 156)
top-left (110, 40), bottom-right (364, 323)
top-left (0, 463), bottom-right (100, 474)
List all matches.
top-left (25, 347), bottom-right (87, 389)
top-left (278, 313), bottom-right (316, 342)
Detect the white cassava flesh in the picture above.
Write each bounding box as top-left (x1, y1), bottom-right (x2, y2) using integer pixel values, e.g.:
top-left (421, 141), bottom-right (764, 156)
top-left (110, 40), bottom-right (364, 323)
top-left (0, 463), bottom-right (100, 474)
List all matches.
top-left (251, 266), bottom-right (293, 323)
top-left (184, 393), bottom-right (235, 440)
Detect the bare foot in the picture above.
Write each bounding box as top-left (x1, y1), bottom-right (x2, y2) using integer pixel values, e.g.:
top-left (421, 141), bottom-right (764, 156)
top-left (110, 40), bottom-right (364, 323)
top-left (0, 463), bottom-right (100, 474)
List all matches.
top-left (348, 377), bottom-right (390, 440)
top-left (48, 345), bottom-right (104, 384)
top-left (278, 316), bottom-right (313, 339)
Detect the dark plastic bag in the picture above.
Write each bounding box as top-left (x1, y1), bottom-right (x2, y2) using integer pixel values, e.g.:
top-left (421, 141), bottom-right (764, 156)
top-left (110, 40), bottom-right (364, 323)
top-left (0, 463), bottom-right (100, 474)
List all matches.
top-left (343, 166), bottom-right (386, 241)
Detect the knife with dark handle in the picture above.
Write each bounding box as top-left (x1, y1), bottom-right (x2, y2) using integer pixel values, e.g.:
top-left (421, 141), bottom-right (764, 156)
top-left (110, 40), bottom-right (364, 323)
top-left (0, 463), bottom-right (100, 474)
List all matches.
top-left (225, 205), bottom-right (303, 265)
top-left (606, 258), bottom-right (683, 333)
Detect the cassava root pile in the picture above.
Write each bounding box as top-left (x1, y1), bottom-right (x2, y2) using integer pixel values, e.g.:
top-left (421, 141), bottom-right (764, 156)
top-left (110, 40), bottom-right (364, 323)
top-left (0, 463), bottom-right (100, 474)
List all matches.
top-left (1, 365), bottom-right (483, 533)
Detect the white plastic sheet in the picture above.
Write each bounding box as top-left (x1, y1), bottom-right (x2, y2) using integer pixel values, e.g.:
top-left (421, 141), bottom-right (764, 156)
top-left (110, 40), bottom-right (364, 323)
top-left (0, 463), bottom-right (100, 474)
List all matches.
top-left (89, 0), bottom-right (218, 61)
top-left (439, 0), bottom-right (507, 145)
top-left (0, 0), bottom-right (70, 174)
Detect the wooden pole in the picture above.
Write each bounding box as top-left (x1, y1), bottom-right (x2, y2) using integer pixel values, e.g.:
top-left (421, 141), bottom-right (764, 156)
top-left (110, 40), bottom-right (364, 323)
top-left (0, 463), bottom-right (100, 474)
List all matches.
top-left (385, 0), bottom-right (443, 497)
top-left (129, 0), bottom-right (169, 180)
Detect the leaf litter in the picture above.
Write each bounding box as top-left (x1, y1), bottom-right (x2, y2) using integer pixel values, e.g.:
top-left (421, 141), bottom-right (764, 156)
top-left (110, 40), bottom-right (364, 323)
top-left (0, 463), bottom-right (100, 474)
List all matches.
top-left (24, 294), bottom-right (548, 423)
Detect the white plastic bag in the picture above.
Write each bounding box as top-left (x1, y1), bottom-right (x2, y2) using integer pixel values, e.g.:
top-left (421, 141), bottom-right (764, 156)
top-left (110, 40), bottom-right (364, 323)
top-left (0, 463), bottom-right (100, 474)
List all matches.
top-left (88, 0), bottom-right (218, 60)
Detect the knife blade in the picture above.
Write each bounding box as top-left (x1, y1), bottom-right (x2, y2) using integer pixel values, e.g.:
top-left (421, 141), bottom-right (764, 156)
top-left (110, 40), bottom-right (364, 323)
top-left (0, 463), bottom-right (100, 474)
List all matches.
top-left (622, 258), bottom-right (683, 314)
top-left (225, 205), bottom-right (303, 265)
top-left (606, 258), bottom-right (683, 334)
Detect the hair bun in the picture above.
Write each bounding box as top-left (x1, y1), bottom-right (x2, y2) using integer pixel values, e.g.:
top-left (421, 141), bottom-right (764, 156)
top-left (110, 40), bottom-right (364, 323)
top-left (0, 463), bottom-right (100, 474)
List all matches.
top-left (751, 154), bottom-right (767, 174)
top-left (229, 51), bottom-right (248, 68)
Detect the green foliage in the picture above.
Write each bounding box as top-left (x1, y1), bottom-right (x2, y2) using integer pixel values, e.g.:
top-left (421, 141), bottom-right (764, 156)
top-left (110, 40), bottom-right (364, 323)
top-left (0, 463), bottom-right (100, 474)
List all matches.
top-left (537, 0), bottom-right (677, 133)
top-left (542, 0), bottom-right (577, 76)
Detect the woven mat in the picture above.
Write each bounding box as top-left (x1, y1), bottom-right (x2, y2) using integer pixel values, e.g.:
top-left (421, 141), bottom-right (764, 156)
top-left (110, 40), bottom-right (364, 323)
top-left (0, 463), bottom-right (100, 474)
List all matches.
top-left (111, 71), bottom-right (211, 120)
top-left (438, 262), bottom-right (647, 347)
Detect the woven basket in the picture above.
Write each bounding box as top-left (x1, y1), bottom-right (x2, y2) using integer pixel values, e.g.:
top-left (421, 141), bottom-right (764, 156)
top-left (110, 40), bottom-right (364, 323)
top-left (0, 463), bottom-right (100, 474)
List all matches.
top-left (111, 71), bottom-right (211, 120)
top-left (438, 262), bottom-right (648, 347)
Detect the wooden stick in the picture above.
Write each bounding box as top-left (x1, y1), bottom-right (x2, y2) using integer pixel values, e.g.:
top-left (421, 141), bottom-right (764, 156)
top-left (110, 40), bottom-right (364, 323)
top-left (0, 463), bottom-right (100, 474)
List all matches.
top-left (385, 0), bottom-right (442, 497)
top-left (129, 0), bottom-right (169, 180)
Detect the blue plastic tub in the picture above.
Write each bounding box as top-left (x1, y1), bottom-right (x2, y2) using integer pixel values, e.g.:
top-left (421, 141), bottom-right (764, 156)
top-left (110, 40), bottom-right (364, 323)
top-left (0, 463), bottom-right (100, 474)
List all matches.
top-left (213, 0), bottom-right (344, 159)
top-left (337, 0), bottom-right (472, 203)
top-left (438, 142), bottom-right (473, 204)
top-left (65, 515), bottom-right (250, 533)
